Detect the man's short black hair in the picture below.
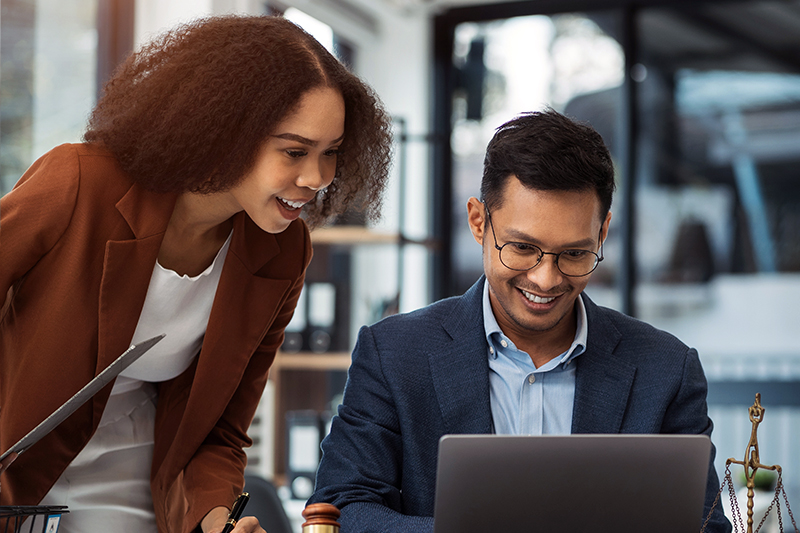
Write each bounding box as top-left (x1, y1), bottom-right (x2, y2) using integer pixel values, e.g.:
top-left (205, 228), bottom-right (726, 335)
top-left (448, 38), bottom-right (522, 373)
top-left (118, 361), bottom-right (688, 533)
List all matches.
top-left (480, 109), bottom-right (616, 221)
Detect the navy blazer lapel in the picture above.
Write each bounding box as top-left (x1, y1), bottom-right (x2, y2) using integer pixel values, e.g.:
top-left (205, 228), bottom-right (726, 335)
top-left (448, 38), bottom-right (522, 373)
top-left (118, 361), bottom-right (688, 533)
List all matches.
top-left (571, 293), bottom-right (637, 434)
top-left (431, 278), bottom-right (494, 435)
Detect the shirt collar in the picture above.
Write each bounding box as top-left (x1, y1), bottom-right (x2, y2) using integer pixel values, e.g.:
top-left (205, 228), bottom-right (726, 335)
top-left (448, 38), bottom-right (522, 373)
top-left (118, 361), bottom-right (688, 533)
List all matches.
top-left (482, 278), bottom-right (588, 365)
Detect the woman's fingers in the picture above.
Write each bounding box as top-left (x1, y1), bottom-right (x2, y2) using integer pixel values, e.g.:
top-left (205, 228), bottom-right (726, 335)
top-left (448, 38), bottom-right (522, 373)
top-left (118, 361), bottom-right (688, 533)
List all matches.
top-left (233, 515), bottom-right (265, 533)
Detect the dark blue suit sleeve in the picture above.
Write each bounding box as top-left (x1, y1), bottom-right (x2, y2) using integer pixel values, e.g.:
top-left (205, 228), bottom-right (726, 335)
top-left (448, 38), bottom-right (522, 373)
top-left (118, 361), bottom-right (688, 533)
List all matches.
top-left (667, 348), bottom-right (731, 533)
top-left (309, 325), bottom-right (434, 533)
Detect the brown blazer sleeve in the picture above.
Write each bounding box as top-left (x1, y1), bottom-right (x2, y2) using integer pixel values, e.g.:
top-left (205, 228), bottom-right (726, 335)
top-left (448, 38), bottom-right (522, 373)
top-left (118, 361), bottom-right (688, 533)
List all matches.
top-left (0, 145), bottom-right (81, 301)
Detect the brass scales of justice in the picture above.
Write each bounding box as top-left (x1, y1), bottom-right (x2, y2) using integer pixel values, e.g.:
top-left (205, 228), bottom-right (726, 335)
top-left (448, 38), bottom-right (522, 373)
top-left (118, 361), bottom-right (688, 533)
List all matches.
top-left (700, 393), bottom-right (798, 533)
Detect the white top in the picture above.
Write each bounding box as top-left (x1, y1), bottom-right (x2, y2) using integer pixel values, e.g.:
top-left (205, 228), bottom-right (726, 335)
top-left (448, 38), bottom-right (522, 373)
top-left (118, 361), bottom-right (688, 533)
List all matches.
top-left (113, 230), bottom-right (233, 393)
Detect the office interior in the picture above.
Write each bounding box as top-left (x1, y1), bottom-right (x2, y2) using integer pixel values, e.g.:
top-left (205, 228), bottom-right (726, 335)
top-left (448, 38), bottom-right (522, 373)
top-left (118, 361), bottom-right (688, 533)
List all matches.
top-left (1, 0), bottom-right (798, 529)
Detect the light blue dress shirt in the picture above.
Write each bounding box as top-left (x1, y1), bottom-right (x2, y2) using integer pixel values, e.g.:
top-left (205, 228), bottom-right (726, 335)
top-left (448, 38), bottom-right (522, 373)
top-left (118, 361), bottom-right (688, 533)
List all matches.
top-left (482, 280), bottom-right (587, 435)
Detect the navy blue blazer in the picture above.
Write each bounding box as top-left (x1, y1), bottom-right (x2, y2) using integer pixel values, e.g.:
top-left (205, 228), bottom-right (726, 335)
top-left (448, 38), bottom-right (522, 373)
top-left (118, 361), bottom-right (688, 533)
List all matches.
top-left (310, 277), bottom-right (731, 533)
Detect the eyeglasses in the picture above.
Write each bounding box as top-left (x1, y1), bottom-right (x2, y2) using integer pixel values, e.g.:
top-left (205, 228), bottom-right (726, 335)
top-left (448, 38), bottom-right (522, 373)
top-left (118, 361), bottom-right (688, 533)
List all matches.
top-left (483, 202), bottom-right (604, 277)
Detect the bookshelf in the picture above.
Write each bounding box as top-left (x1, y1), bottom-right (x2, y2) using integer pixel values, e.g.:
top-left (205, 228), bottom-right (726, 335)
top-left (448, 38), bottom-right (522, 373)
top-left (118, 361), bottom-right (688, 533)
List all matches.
top-left (249, 225), bottom-right (411, 494)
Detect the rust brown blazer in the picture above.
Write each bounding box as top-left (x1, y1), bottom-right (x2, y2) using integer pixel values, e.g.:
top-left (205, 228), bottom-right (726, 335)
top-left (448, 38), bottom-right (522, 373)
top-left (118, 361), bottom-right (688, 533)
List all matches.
top-left (0, 143), bottom-right (312, 532)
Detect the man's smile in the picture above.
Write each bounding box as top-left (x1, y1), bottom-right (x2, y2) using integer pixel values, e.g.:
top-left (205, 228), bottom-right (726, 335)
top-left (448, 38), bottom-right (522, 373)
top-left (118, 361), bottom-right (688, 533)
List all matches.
top-left (520, 289), bottom-right (556, 304)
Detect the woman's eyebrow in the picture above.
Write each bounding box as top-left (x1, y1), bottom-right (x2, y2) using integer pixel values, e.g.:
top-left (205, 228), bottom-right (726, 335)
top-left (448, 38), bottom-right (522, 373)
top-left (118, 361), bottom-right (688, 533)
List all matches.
top-left (274, 132), bottom-right (345, 146)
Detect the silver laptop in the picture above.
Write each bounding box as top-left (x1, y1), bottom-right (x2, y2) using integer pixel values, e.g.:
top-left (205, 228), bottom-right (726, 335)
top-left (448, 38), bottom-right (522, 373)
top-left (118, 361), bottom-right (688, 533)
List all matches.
top-left (433, 434), bottom-right (712, 533)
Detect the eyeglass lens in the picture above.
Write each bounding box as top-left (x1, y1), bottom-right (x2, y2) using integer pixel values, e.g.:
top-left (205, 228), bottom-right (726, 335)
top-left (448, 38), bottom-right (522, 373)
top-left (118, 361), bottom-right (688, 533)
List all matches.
top-left (498, 244), bottom-right (599, 276)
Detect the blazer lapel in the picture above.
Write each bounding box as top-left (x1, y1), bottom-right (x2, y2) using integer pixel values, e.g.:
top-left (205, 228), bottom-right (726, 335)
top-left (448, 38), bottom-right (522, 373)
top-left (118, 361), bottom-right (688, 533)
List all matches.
top-left (571, 294), bottom-right (637, 434)
top-left (430, 278), bottom-right (494, 435)
top-left (168, 213), bottom-right (294, 462)
top-left (95, 183), bottom-right (177, 423)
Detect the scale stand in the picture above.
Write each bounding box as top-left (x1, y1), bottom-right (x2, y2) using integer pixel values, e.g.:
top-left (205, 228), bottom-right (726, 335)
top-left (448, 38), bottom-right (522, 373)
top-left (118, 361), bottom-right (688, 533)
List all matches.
top-left (701, 393), bottom-right (798, 533)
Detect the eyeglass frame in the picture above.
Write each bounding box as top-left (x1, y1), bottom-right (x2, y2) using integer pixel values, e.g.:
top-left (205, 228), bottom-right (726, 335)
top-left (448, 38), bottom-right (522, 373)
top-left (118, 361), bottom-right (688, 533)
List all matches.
top-left (482, 201), bottom-right (604, 278)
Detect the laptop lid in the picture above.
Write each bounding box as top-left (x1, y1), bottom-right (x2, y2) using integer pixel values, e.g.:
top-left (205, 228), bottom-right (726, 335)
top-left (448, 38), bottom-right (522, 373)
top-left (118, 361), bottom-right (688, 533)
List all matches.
top-left (433, 434), bottom-right (711, 533)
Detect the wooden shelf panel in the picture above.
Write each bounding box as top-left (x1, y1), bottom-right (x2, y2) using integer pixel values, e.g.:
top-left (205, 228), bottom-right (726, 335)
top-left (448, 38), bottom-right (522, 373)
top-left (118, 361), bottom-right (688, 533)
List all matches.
top-left (310, 226), bottom-right (437, 248)
top-left (311, 226), bottom-right (399, 245)
top-left (273, 352), bottom-right (352, 371)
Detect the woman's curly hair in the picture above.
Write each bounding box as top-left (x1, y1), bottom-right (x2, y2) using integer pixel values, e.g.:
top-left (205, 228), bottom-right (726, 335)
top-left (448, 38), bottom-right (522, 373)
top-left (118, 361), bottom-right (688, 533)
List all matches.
top-left (84, 15), bottom-right (393, 227)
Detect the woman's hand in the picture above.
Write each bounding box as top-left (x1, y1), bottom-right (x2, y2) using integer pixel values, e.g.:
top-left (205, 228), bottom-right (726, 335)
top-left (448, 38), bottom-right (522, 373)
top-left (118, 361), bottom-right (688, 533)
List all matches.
top-left (227, 516), bottom-right (264, 533)
top-left (201, 506), bottom-right (266, 533)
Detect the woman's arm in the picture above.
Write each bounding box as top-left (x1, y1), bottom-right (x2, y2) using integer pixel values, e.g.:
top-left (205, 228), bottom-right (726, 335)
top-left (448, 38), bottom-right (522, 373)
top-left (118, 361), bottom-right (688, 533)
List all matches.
top-left (0, 145), bottom-right (81, 299)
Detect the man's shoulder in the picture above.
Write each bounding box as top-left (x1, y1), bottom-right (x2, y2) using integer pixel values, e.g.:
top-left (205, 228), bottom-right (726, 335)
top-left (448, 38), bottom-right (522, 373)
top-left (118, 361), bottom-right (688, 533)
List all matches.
top-left (365, 282), bottom-right (485, 349)
top-left (372, 293), bottom-right (464, 332)
top-left (356, 289), bottom-right (484, 375)
top-left (583, 294), bottom-right (690, 352)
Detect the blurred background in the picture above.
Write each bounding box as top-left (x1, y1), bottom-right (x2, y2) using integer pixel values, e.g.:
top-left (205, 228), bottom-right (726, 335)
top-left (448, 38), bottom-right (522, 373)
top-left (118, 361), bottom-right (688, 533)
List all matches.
top-left (2, 0), bottom-right (798, 528)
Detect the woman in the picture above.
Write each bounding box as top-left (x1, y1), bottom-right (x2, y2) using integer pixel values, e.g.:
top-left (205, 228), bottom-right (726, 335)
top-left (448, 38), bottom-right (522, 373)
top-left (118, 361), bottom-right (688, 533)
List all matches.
top-left (0, 14), bottom-right (392, 533)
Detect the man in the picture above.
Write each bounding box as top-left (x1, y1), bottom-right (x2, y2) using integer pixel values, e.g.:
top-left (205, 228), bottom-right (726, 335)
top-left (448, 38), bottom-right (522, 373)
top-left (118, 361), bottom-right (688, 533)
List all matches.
top-left (309, 110), bottom-right (731, 533)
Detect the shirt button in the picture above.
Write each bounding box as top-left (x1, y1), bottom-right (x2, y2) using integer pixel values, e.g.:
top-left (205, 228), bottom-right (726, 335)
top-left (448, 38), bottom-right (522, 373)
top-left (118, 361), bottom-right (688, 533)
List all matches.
top-left (489, 346), bottom-right (495, 355)
top-left (500, 339), bottom-right (508, 348)
top-left (528, 375), bottom-right (536, 384)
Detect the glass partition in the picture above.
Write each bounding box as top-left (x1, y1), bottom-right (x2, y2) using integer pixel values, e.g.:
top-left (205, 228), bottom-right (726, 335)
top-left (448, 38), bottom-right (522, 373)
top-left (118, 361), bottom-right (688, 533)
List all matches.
top-left (634, 1), bottom-right (800, 502)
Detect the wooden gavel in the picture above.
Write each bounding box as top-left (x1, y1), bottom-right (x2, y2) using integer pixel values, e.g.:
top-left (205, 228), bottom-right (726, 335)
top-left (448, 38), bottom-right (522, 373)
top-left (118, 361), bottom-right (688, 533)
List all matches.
top-left (301, 503), bottom-right (341, 533)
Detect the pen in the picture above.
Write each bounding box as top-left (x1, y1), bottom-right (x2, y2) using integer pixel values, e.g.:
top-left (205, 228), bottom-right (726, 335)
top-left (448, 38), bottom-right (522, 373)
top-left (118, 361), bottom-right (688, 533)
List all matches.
top-left (220, 492), bottom-right (249, 533)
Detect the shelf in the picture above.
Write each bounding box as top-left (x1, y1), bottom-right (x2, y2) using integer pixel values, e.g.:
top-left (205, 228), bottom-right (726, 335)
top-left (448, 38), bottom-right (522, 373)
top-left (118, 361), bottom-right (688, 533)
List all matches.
top-left (311, 226), bottom-right (399, 245)
top-left (310, 225), bottom-right (438, 248)
top-left (273, 351), bottom-right (352, 371)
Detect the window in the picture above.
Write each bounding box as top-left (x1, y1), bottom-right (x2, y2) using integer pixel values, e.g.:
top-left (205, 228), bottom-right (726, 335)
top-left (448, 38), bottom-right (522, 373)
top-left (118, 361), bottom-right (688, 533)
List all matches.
top-left (0, 0), bottom-right (99, 194)
top-left (634, 2), bottom-right (800, 503)
top-left (447, 12), bottom-right (625, 309)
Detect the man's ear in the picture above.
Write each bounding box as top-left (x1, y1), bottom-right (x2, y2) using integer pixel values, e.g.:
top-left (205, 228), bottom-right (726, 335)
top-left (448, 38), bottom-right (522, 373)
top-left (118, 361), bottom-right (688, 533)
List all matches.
top-left (466, 197), bottom-right (486, 246)
top-left (601, 211), bottom-right (612, 242)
